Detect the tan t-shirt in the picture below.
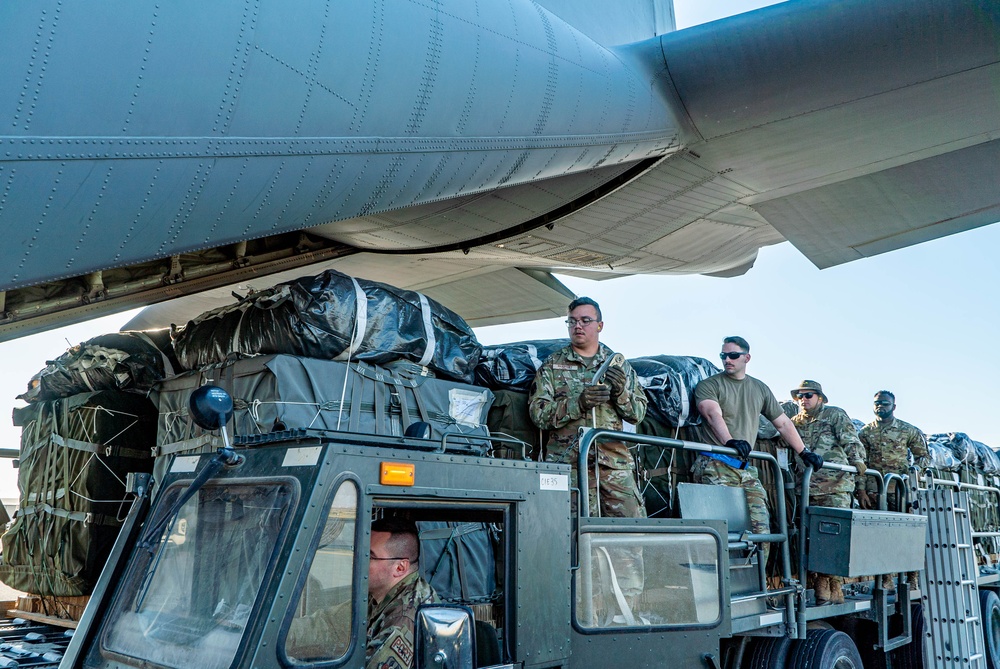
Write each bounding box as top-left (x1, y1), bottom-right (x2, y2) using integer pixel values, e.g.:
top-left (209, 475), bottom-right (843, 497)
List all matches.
top-left (693, 373), bottom-right (782, 447)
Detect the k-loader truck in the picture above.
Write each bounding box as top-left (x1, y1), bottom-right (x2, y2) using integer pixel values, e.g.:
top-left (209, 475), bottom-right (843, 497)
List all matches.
top-left (16, 386), bottom-right (995, 669)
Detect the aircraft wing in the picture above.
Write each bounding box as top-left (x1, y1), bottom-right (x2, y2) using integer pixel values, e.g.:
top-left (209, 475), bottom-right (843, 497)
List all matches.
top-left (1, 0), bottom-right (999, 337)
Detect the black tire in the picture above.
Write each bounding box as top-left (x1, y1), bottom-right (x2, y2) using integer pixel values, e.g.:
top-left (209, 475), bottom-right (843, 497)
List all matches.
top-left (745, 636), bottom-right (794, 668)
top-left (887, 603), bottom-right (925, 669)
top-left (982, 590), bottom-right (1000, 669)
top-left (788, 629), bottom-right (863, 669)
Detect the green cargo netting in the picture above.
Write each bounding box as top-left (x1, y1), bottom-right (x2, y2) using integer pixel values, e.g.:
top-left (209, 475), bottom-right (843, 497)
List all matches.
top-left (0, 391), bottom-right (156, 596)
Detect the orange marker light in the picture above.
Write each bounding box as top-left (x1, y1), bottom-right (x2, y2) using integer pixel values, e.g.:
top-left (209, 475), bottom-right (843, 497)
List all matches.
top-left (380, 462), bottom-right (415, 486)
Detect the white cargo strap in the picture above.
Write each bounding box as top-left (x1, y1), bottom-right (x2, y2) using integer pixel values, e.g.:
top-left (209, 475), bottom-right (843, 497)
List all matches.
top-left (230, 298), bottom-right (256, 355)
top-left (417, 293), bottom-right (435, 367)
top-left (597, 546), bottom-right (637, 626)
top-left (334, 277), bottom-right (368, 361)
top-left (526, 344), bottom-right (543, 370)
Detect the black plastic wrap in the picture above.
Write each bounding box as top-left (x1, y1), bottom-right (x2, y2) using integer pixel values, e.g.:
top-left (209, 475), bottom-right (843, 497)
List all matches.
top-left (172, 270), bottom-right (481, 383)
top-left (474, 339), bottom-right (570, 391)
top-left (927, 433), bottom-right (974, 471)
top-left (629, 355), bottom-right (721, 427)
top-left (972, 440), bottom-right (1000, 474)
top-left (18, 330), bottom-right (178, 402)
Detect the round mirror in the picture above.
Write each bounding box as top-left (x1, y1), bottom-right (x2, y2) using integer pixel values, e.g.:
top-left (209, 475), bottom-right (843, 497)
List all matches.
top-left (189, 385), bottom-right (234, 430)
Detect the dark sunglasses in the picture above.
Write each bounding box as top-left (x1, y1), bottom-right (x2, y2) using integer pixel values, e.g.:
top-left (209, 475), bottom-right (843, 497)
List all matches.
top-left (719, 351), bottom-right (746, 360)
top-left (797, 392), bottom-right (816, 400)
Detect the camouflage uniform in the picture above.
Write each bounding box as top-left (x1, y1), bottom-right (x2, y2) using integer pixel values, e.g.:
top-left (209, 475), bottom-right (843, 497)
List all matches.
top-left (367, 572), bottom-right (439, 669)
top-left (859, 418), bottom-right (928, 496)
top-left (286, 571), bottom-right (438, 669)
top-left (860, 417), bottom-right (928, 590)
top-left (529, 343), bottom-right (647, 603)
top-left (528, 343), bottom-right (648, 517)
top-left (792, 405), bottom-right (866, 497)
top-left (793, 404), bottom-right (866, 603)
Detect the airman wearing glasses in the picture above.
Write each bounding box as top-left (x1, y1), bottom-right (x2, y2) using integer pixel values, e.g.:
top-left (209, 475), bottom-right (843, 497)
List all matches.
top-left (858, 390), bottom-right (928, 591)
top-left (529, 296), bottom-right (648, 518)
top-left (287, 518), bottom-right (438, 668)
top-left (790, 380), bottom-right (867, 605)
top-left (693, 337), bottom-right (820, 567)
top-left (529, 297), bottom-right (648, 605)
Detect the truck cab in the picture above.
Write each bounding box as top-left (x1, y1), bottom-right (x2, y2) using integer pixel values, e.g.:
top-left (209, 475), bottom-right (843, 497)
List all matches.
top-left (61, 407), bottom-right (736, 669)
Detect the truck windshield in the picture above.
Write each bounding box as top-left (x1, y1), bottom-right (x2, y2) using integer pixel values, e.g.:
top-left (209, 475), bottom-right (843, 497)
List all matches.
top-left (97, 481), bottom-right (295, 669)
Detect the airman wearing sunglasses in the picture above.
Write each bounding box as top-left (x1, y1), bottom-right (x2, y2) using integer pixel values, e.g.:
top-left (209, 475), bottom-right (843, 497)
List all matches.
top-left (858, 390), bottom-right (928, 591)
top-left (693, 337), bottom-right (821, 566)
top-left (857, 391), bottom-right (928, 509)
top-left (790, 380), bottom-right (867, 605)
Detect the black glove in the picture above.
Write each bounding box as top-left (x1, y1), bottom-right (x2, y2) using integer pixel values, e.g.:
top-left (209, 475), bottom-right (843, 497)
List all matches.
top-left (579, 384), bottom-right (611, 411)
top-left (800, 449), bottom-right (824, 470)
top-left (603, 366), bottom-right (627, 398)
top-left (725, 439), bottom-right (752, 461)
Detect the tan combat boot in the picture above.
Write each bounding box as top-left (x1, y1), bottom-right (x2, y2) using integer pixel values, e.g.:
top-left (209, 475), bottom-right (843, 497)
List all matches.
top-left (828, 576), bottom-right (845, 605)
top-left (813, 574), bottom-right (831, 605)
top-left (881, 573), bottom-right (896, 590)
top-left (907, 572), bottom-right (920, 591)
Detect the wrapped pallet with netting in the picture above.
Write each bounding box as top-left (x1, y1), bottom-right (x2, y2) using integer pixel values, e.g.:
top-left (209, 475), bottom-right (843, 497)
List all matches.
top-left (0, 391), bottom-right (156, 597)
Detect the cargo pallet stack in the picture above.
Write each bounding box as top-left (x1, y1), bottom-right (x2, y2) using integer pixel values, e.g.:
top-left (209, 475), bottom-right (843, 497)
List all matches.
top-left (0, 333), bottom-right (169, 626)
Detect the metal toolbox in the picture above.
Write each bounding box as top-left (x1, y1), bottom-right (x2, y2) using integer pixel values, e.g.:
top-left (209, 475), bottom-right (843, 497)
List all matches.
top-left (806, 507), bottom-right (927, 577)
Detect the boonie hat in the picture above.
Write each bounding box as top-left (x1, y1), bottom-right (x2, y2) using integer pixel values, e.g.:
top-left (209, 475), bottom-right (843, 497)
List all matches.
top-left (791, 379), bottom-right (828, 403)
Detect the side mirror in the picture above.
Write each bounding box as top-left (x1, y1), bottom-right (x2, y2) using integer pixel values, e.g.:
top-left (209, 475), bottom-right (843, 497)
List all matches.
top-left (414, 605), bottom-right (474, 669)
top-left (189, 385), bottom-right (234, 430)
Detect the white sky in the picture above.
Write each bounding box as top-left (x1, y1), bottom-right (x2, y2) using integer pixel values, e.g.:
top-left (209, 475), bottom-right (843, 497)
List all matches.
top-left (0, 0), bottom-right (991, 500)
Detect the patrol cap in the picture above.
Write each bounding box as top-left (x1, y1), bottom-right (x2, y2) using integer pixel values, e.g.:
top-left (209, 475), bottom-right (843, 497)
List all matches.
top-left (791, 379), bottom-right (828, 402)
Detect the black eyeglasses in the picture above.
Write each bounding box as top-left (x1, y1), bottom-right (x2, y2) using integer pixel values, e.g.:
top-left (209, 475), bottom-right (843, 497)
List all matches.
top-left (719, 351), bottom-right (746, 360)
top-left (797, 392), bottom-right (816, 400)
top-left (565, 317), bottom-right (598, 327)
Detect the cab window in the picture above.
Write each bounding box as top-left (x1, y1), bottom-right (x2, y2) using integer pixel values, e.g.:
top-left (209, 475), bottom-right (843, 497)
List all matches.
top-left (283, 481), bottom-right (359, 664)
top-left (575, 530), bottom-right (722, 629)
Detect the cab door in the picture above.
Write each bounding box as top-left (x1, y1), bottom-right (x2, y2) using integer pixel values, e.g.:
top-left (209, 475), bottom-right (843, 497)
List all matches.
top-left (571, 517), bottom-right (729, 669)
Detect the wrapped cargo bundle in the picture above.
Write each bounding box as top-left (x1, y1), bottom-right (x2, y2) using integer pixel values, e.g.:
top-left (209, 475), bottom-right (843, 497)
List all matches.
top-left (172, 269), bottom-right (481, 383)
top-left (474, 340), bottom-right (569, 392)
top-left (973, 440), bottom-right (1000, 474)
top-left (18, 330), bottom-right (178, 402)
top-left (629, 356), bottom-right (721, 428)
top-left (0, 392), bottom-right (156, 596)
top-left (927, 433), bottom-right (976, 471)
top-left (153, 355), bottom-right (494, 454)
